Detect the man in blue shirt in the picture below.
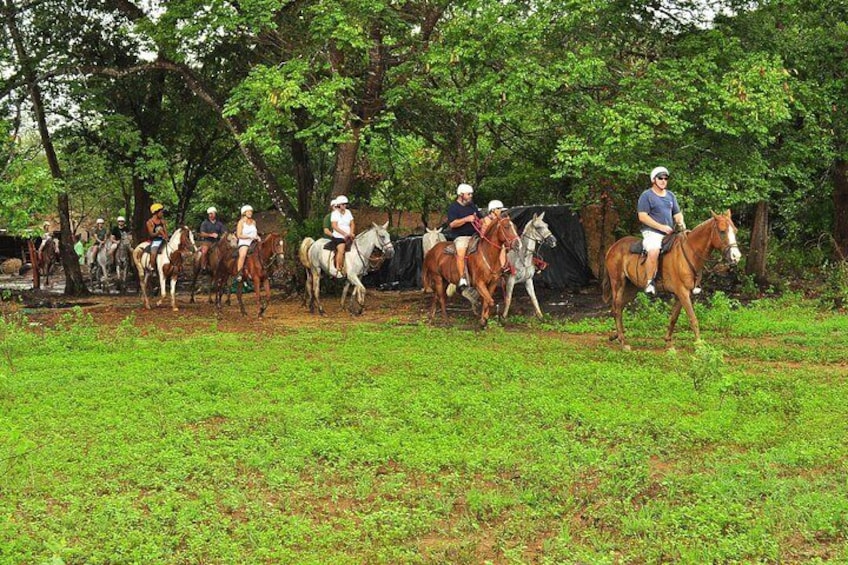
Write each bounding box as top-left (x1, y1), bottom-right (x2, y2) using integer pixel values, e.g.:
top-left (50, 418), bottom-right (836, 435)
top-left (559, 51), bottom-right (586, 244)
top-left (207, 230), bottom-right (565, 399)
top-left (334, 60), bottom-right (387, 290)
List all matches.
top-left (637, 166), bottom-right (688, 295)
top-left (447, 183), bottom-right (482, 288)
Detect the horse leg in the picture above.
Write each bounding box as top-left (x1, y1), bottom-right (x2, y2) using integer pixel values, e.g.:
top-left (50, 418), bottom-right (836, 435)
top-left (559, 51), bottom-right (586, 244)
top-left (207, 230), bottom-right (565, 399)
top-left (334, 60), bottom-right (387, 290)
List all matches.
top-left (142, 271), bottom-right (151, 309)
top-left (665, 299), bottom-right (684, 349)
top-left (312, 268), bottom-right (325, 315)
top-left (304, 269), bottom-right (315, 313)
top-left (252, 274), bottom-right (265, 317)
top-left (156, 260), bottom-right (166, 307)
top-left (476, 282), bottom-right (497, 329)
top-left (189, 262), bottom-right (200, 303)
top-left (236, 275), bottom-right (247, 316)
top-left (502, 275), bottom-right (516, 319)
top-left (170, 274), bottom-right (179, 312)
top-left (340, 281), bottom-right (351, 310)
top-left (261, 277), bottom-right (271, 317)
top-left (347, 273), bottom-right (365, 315)
top-left (525, 278), bottom-right (543, 319)
top-left (675, 290), bottom-right (700, 345)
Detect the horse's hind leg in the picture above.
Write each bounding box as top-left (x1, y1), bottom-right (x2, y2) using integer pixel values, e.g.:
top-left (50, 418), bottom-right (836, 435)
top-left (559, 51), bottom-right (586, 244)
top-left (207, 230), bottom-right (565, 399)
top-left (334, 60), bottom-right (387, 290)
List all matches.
top-left (170, 275), bottom-right (179, 312)
top-left (189, 264), bottom-right (200, 303)
top-left (311, 268), bottom-right (325, 315)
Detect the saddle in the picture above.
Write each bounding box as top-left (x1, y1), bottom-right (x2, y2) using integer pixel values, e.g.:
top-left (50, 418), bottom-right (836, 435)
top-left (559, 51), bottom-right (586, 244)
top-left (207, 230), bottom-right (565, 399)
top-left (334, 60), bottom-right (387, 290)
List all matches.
top-left (629, 233), bottom-right (678, 257)
top-left (231, 240), bottom-right (258, 258)
top-left (442, 235), bottom-right (480, 256)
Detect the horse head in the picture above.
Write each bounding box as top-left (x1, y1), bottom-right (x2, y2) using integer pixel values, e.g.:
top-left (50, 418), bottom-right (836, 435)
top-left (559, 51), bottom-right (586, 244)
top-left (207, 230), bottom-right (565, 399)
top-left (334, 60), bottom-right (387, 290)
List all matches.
top-left (264, 232), bottom-right (286, 269)
top-left (526, 212), bottom-right (557, 248)
top-left (371, 222), bottom-right (395, 259)
top-left (491, 215), bottom-right (521, 252)
top-left (178, 226), bottom-right (197, 254)
top-left (710, 210), bottom-right (741, 266)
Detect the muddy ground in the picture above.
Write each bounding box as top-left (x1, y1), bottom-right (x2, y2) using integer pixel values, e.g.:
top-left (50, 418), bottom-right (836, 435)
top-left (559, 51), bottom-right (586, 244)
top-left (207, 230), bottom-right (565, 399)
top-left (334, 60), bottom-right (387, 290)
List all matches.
top-left (1, 270), bottom-right (608, 332)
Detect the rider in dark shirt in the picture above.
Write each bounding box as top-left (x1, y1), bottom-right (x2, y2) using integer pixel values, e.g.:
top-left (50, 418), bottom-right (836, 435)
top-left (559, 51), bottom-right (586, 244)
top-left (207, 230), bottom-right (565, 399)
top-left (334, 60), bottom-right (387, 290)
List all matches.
top-left (446, 183), bottom-right (482, 288)
top-left (197, 207), bottom-right (227, 272)
top-left (109, 216), bottom-right (131, 261)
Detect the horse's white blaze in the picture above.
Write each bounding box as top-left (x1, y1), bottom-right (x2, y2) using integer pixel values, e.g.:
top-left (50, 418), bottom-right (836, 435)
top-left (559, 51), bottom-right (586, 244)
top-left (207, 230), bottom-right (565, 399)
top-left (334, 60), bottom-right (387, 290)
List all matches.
top-left (728, 225), bottom-right (742, 263)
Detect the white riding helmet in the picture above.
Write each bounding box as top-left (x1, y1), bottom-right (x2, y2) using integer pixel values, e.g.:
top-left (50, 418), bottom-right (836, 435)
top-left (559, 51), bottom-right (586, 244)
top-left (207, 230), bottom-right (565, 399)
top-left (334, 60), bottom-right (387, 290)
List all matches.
top-left (207, 207), bottom-right (217, 215)
top-left (650, 166), bottom-right (670, 182)
top-left (335, 195), bottom-right (349, 205)
top-left (96, 218), bottom-right (105, 224)
top-left (240, 205), bottom-right (253, 215)
top-left (488, 200), bottom-right (505, 213)
top-left (456, 183), bottom-right (473, 195)
top-left (116, 216), bottom-right (126, 222)
top-left (330, 197), bottom-right (339, 207)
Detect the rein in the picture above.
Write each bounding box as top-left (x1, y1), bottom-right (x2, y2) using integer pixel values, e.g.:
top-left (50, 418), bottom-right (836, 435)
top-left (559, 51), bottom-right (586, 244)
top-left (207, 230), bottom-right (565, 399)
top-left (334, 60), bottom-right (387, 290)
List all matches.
top-left (675, 219), bottom-right (739, 278)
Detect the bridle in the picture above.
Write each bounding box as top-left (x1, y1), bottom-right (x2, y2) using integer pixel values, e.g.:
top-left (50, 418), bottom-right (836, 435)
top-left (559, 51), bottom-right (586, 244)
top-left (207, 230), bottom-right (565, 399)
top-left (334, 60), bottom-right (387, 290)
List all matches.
top-left (352, 228), bottom-right (394, 271)
top-left (679, 217), bottom-right (740, 275)
top-left (475, 216), bottom-right (520, 251)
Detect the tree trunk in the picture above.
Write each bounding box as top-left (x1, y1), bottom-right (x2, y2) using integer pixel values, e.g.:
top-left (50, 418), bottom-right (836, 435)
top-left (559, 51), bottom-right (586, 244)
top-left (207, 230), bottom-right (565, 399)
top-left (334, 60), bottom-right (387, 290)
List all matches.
top-left (3, 0), bottom-right (87, 295)
top-left (331, 127), bottom-right (362, 197)
top-left (292, 136), bottom-right (315, 219)
top-left (745, 200), bottom-right (769, 287)
top-left (833, 159), bottom-right (848, 259)
top-left (132, 176), bottom-right (152, 244)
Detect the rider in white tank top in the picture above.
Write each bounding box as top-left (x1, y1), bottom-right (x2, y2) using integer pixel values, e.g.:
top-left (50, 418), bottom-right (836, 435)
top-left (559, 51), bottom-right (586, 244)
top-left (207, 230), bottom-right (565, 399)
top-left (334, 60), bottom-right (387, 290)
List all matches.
top-left (239, 222), bottom-right (257, 247)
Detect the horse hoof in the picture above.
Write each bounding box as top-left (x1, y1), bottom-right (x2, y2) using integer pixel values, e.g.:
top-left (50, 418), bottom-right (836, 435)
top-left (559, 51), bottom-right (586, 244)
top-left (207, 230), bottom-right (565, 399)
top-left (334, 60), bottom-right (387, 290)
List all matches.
top-left (622, 344), bottom-right (632, 351)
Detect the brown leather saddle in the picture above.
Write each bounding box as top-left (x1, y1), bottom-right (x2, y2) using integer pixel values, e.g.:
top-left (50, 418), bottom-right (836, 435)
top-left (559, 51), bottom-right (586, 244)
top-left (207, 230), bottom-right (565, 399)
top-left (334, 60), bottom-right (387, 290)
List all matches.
top-left (442, 235), bottom-right (481, 256)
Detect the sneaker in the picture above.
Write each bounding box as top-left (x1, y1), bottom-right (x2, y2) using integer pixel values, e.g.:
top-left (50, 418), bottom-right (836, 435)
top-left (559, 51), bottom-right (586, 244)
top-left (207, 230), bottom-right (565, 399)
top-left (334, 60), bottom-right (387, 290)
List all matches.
top-left (336, 271), bottom-right (345, 279)
top-left (458, 277), bottom-right (468, 288)
top-left (692, 286), bottom-right (702, 295)
top-left (235, 274), bottom-right (243, 283)
top-left (645, 282), bottom-right (656, 295)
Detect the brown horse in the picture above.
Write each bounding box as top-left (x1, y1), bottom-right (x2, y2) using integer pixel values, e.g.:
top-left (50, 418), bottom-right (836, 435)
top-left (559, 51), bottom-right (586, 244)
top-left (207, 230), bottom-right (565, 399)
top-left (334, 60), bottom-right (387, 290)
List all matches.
top-left (422, 215), bottom-right (521, 328)
top-left (210, 233), bottom-right (284, 317)
top-left (603, 210), bottom-right (742, 349)
top-left (38, 239), bottom-right (59, 288)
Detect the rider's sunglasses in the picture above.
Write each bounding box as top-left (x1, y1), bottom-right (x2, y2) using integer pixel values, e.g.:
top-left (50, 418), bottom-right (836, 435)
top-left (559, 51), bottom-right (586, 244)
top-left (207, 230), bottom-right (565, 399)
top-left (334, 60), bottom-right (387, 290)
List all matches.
top-left (656, 175), bottom-right (669, 181)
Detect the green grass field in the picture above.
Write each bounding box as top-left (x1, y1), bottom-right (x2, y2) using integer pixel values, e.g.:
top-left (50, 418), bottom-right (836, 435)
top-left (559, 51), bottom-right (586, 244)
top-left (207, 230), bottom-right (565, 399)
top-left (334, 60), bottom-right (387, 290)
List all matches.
top-left (1, 294), bottom-right (847, 564)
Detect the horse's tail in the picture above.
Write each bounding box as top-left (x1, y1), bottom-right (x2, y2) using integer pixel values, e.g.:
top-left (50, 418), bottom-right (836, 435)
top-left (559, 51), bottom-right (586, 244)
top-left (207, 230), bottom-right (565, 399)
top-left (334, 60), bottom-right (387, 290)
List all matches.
top-left (298, 238), bottom-right (314, 269)
top-left (602, 270), bottom-right (611, 304)
top-left (421, 262), bottom-right (431, 292)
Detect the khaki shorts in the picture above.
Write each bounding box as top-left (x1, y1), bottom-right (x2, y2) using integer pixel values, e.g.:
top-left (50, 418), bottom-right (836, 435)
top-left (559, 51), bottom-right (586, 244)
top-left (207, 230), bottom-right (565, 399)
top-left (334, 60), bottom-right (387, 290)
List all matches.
top-left (454, 236), bottom-right (472, 250)
top-left (641, 230), bottom-right (664, 251)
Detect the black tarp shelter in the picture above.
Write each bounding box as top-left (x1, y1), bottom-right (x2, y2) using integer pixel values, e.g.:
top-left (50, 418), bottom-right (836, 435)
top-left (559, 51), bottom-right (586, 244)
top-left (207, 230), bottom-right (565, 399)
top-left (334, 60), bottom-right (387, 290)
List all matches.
top-left (363, 205), bottom-right (593, 290)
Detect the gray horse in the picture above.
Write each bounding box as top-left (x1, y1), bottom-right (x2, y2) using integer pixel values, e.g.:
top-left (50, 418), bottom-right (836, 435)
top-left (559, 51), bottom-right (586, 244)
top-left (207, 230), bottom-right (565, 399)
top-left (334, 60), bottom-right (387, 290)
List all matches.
top-left (114, 232), bottom-right (133, 293)
top-left (299, 222), bottom-right (395, 315)
top-left (503, 212), bottom-right (557, 318)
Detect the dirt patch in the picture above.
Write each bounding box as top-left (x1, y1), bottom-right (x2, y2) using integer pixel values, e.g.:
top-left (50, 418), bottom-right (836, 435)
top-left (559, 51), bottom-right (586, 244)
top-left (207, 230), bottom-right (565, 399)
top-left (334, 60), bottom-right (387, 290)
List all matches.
top-left (2, 271), bottom-right (610, 334)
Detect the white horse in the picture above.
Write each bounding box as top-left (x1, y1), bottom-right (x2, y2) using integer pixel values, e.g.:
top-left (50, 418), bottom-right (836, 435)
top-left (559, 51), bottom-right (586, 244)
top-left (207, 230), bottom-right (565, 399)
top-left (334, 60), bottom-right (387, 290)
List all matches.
top-left (132, 227), bottom-right (196, 311)
top-left (503, 212), bottom-right (557, 319)
top-left (299, 222), bottom-right (395, 315)
top-left (422, 227), bottom-right (446, 258)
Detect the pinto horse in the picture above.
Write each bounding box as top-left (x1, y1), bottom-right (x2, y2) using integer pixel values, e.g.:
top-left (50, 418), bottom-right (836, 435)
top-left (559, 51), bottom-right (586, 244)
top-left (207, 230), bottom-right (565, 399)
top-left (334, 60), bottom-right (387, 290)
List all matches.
top-left (209, 233), bottom-right (284, 317)
top-left (132, 227), bottom-right (196, 311)
top-left (422, 215), bottom-right (521, 328)
top-left (603, 210), bottom-right (742, 349)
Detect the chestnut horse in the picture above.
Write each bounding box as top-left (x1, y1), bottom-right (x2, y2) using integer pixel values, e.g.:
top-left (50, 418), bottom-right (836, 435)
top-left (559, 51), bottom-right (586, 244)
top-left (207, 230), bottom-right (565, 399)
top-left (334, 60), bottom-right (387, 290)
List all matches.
top-left (209, 233), bottom-right (284, 317)
top-left (603, 210), bottom-right (742, 349)
top-left (422, 215), bottom-right (521, 328)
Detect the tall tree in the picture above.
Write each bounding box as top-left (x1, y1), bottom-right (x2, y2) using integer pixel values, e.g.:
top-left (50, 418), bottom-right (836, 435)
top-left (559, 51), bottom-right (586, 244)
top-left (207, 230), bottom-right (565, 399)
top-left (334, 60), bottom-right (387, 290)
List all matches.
top-left (1, 0), bottom-right (88, 294)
